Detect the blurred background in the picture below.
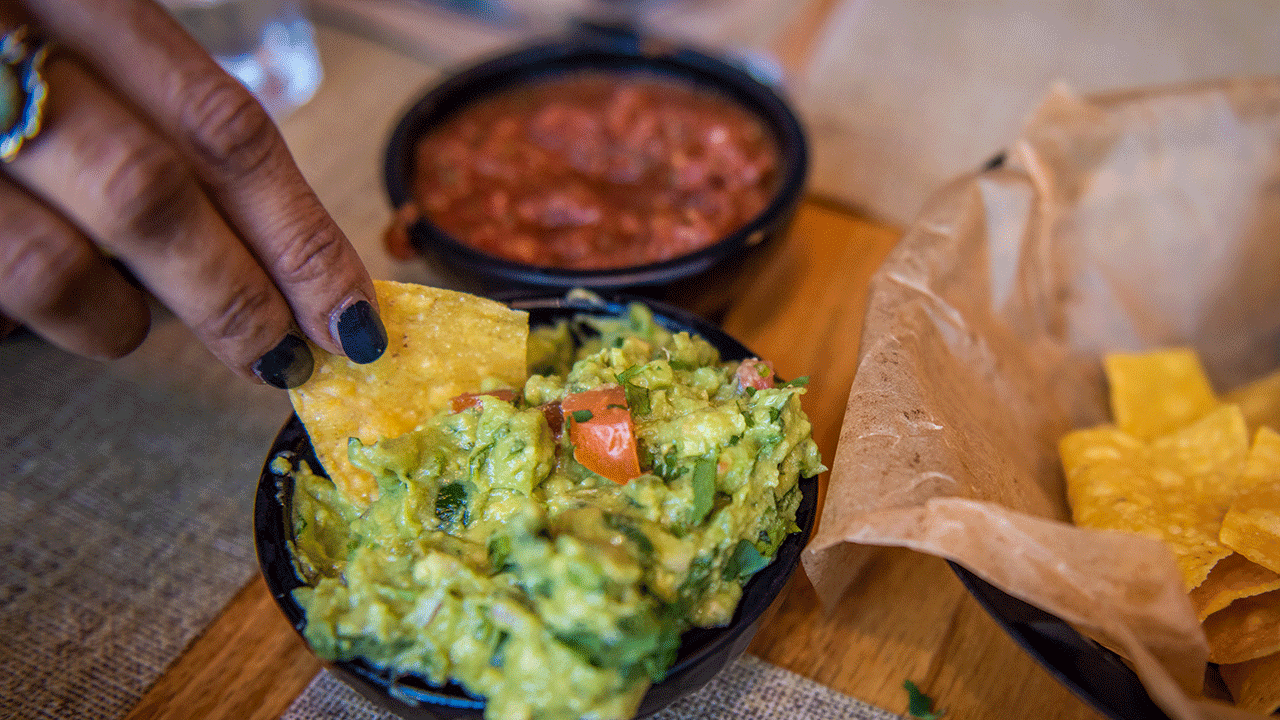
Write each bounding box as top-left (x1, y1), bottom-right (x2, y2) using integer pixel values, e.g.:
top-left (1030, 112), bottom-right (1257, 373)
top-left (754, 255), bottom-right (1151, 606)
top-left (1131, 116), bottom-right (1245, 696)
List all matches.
top-left (280, 0), bottom-right (1280, 229)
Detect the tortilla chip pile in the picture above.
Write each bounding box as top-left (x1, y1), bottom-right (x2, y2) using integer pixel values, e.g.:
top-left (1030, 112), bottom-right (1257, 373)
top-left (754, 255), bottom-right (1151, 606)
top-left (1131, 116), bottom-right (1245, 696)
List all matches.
top-left (1061, 348), bottom-right (1280, 714)
top-left (288, 280), bottom-right (528, 506)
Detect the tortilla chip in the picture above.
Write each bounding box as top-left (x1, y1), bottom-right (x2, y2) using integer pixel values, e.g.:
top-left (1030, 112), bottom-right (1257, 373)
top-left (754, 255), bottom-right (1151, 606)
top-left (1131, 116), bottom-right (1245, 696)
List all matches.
top-left (288, 281), bottom-right (528, 505)
top-left (1105, 349), bottom-right (1218, 441)
top-left (1062, 425), bottom-right (1165, 535)
top-left (1220, 426), bottom-right (1280, 575)
top-left (1150, 403), bottom-right (1249, 502)
top-left (1223, 367), bottom-right (1280, 435)
top-left (1188, 552), bottom-right (1280, 621)
top-left (1062, 405), bottom-right (1248, 589)
top-left (1203, 588), bottom-right (1280, 664)
top-left (1220, 651), bottom-right (1280, 715)
top-left (1151, 405), bottom-right (1251, 588)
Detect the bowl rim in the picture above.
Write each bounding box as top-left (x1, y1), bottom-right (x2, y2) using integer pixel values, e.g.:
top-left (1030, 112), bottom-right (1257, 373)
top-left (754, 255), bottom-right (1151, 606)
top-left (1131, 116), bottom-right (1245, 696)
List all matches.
top-left (254, 293), bottom-right (818, 718)
top-left (381, 31), bottom-right (809, 289)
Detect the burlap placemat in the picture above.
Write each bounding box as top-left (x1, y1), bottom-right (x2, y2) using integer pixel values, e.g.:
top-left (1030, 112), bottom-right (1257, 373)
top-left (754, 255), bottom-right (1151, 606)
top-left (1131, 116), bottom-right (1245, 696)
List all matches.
top-left (0, 314), bottom-right (291, 719)
top-left (283, 655), bottom-right (904, 720)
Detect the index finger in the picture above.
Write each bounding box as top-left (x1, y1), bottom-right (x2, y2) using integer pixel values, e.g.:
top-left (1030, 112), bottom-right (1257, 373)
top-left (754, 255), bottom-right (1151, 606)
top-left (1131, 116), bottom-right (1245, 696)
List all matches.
top-left (23, 0), bottom-right (386, 362)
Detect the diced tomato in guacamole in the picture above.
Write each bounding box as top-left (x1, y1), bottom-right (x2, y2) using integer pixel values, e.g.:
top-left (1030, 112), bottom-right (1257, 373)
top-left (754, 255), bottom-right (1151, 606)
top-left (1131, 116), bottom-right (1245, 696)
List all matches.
top-left (562, 385), bottom-right (641, 484)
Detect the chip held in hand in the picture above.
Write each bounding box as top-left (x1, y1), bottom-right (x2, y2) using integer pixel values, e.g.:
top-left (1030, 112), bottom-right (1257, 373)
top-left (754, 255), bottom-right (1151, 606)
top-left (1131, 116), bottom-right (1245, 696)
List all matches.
top-left (287, 280), bottom-right (528, 505)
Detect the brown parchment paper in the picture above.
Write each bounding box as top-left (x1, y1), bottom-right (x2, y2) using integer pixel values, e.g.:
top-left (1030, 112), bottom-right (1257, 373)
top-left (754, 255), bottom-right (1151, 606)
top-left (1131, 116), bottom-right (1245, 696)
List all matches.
top-left (802, 77), bottom-right (1280, 720)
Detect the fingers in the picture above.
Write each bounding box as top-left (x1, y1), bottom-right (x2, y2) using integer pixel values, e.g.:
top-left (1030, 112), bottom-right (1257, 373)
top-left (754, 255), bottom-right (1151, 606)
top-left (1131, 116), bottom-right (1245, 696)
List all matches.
top-left (0, 173), bottom-right (150, 358)
top-left (3, 52), bottom-right (318, 384)
top-left (0, 316), bottom-right (19, 341)
top-left (22, 0), bottom-right (385, 362)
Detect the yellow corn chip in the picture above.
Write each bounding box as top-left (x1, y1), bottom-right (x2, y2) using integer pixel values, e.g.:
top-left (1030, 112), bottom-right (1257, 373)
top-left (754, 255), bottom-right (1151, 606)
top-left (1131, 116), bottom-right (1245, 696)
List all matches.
top-left (288, 281), bottom-right (528, 506)
top-left (1149, 404), bottom-right (1250, 588)
top-left (1189, 552), bottom-right (1280, 621)
top-left (1105, 349), bottom-right (1218, 440)
top-left (1220, 651), bottom-right (1280, 715)
top-left (1062, 405), bottom-right (1249, 589)
top-left (1223, 367), bottom-right (1280, 435)
top-left (1065, 347), bottom-right (1280, 709)
top-left (1220, 426), bottom-right (1280, 575)
top-left (1062, 426), bottom-right (1164, 535)
top-left (1203, 588), bottom-right (1280, 664)
top-left (1150, 403), bottom-right (1249, 502)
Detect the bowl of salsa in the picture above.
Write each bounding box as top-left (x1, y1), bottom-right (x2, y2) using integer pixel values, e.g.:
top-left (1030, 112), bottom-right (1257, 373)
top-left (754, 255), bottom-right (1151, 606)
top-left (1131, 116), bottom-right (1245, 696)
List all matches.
top-left (383, 27), bottom-right (808, 292)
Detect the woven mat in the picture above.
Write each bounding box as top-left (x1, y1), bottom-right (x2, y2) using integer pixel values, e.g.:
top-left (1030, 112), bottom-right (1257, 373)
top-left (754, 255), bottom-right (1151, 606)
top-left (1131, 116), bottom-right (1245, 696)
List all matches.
top-left (0, 313), bottom-right (290, 719)
top-left (283, 655), bottom-right (904, 720)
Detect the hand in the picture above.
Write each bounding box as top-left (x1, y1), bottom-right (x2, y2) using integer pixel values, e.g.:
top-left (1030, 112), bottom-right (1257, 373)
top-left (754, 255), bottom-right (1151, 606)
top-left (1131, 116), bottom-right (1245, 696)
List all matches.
top-left (0, 0), bottom-right (387, 388)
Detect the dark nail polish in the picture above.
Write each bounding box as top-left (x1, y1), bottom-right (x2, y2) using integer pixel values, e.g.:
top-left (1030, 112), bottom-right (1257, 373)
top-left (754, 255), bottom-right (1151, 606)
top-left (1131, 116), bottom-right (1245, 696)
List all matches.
top-left (252, 333), bottom-right (314, 389)
top-left (337, 300), bottom-right (387, 364)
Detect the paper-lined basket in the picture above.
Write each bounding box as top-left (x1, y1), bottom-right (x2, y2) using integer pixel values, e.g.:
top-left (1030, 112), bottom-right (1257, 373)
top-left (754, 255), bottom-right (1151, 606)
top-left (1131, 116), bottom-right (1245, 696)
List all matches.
top-left (803, 77), bottom-right (1280, 718)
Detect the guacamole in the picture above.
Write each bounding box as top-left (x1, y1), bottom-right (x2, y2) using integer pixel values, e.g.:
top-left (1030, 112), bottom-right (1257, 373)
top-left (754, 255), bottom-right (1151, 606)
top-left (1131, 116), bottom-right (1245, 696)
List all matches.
top-left (286, 304), bottom-right (825, 720)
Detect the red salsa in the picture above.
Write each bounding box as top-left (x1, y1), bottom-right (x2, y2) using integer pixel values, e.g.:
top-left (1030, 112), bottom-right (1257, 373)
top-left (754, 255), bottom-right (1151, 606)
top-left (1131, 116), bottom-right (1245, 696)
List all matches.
top-left (402, 72), bottom-right (779, 269)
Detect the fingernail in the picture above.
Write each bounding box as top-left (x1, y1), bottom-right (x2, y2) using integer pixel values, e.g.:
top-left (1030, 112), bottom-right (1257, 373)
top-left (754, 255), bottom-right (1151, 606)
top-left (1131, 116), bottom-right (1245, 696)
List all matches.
top-left (336, 300), bottom-right (387, 364)
top-left (252, 333), bottom-right (314, 389)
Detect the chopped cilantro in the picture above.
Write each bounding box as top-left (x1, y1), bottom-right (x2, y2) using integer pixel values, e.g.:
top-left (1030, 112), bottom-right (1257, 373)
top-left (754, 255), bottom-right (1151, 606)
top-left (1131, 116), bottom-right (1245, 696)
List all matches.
top-left (490, 630), bottom-right (511, 668)
top-left (721, 539), bottom-right (770, 582)
top-left (616, 365), bottom-right (642, 383)
top-left (623, 382), bottom-right (650, 416)
top-left (570, 409), bottom-right (593, 423)
top-left (653, 445), bottom-right (682, 480)
top-left (690, 458), bottom-right (716, 525)
top-left (605, 515), bottom-right (655, 556)
top-left (903, 680), bottom-right (945, 720)
top-left (435, 483), bottom-right (469, 526)
top-left (488, 535), bottom-right (512, 572)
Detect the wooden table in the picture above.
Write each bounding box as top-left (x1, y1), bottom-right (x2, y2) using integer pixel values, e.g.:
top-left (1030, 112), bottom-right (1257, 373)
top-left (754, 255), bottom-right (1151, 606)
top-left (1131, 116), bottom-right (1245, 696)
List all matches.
top-left (124, 17), bottom-right (1107, 720)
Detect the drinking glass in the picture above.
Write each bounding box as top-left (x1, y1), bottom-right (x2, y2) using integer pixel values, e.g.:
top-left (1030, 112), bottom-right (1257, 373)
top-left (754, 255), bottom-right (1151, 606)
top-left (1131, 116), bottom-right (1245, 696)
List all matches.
top-left (161, 0), bottom-right (323, 119)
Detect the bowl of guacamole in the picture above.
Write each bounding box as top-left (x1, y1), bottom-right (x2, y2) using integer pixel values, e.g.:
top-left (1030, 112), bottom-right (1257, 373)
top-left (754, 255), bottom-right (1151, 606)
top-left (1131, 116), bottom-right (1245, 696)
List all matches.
top-left (255, 293), bottom-right (823, 720)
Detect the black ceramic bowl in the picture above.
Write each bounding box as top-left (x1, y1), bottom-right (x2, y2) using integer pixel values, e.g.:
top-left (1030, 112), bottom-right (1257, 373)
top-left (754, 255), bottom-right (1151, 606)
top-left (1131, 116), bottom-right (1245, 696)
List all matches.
top-left (383, 27), bottom-right (808, 293)
top-left (255, 293), bottom-right (818, 720)
top-left (948, 564), bottom-right (1171, 720)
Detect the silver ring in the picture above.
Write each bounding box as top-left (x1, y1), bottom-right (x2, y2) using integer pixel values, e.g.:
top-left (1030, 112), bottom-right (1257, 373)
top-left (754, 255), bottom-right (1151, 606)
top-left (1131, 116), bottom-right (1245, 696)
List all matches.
top-left (0, 25), bottom-right (50, 162)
